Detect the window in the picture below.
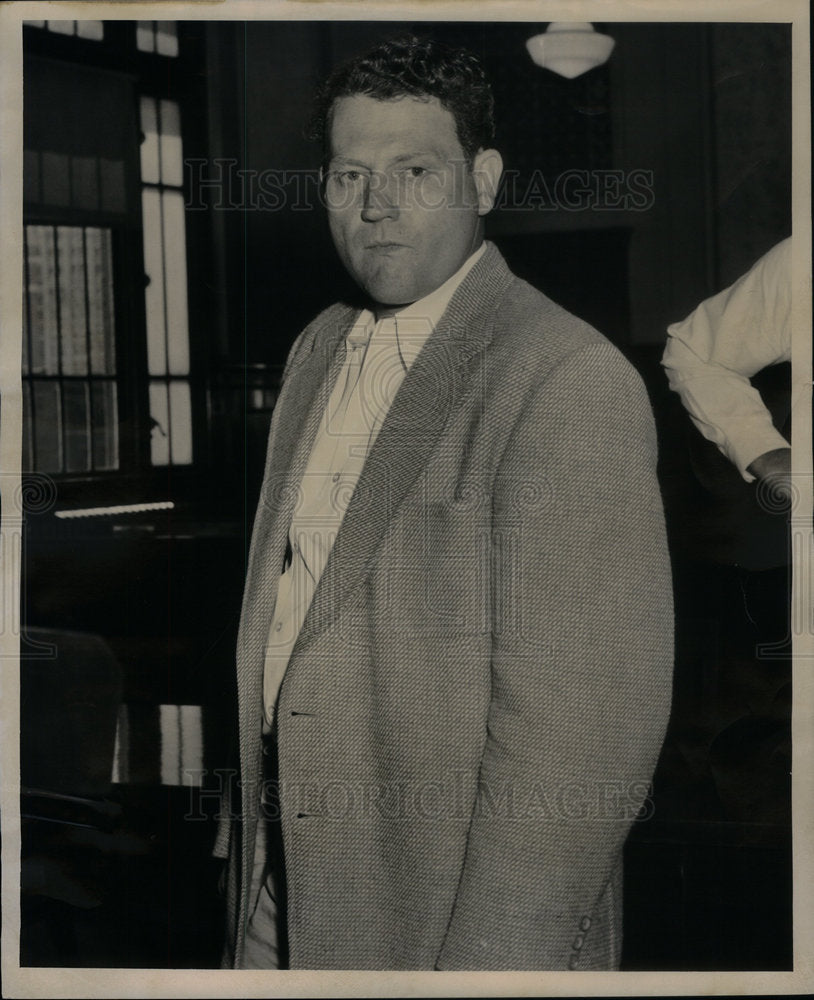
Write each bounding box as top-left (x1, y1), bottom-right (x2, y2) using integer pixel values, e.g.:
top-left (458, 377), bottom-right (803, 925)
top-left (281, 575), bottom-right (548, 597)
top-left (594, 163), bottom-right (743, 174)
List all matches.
top-left (23, 21), bottom-right (202, 490)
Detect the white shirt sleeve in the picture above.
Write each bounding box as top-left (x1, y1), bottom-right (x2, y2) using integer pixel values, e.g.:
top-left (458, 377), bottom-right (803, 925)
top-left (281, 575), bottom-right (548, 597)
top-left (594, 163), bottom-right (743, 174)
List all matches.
top-left (661, 237), bottom-right (792, 481)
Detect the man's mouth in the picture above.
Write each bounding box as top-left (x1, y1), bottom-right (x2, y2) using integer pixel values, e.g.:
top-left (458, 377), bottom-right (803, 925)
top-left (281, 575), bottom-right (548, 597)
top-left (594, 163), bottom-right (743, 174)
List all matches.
top-left (365, 241), bottom-right (409, 251)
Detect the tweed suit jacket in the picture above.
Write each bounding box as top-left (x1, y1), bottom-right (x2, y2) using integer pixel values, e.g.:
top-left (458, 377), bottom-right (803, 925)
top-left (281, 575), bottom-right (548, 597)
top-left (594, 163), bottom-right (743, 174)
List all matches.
top-left (217, 242), bottom-right (674, 970)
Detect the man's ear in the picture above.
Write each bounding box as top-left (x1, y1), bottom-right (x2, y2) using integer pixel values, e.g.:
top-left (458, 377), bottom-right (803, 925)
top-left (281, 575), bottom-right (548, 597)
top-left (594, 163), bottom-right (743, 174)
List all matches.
top-left (472, 148), bottom-right (503, 215)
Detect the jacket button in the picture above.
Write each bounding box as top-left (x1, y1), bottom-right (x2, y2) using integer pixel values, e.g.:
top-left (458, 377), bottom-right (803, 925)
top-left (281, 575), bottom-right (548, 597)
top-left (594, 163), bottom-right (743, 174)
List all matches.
top-left (568, 954), bottom-right (579, 970)
top-left (580, 915), bottom-right (592, 931)
top-left (573, 934), bottom-right (584, 950)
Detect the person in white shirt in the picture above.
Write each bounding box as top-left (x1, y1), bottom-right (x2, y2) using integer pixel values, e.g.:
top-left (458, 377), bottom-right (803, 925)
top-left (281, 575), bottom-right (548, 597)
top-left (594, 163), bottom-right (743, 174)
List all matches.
top-left (216, 34), bottom-right (673, 971)
top-left (662, 237), bottom-right (792, 503)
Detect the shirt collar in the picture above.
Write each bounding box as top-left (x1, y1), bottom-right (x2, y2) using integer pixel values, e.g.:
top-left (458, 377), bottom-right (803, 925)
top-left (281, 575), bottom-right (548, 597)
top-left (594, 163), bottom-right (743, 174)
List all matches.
top-left (389, 241), bottom-right (487, 327)
top-left (353, 243), bottom-right (487, 369)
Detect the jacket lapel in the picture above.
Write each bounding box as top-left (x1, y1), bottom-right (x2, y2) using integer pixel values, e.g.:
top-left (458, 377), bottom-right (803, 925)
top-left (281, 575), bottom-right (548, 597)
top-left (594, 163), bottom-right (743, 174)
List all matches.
top-left (236, 304), bottom-right (355, 743)
top-left (293, 243), bottom-right (515, 654)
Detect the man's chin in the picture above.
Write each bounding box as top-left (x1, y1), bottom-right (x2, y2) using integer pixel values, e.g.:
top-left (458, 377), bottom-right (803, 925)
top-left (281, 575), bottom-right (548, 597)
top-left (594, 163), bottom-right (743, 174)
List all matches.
top-left (362, 282), bottom-right (421, 311)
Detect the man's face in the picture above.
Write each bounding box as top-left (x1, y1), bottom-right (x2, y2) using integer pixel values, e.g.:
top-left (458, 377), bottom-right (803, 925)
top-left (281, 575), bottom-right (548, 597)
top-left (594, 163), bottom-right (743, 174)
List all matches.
top-left (324, 94), bottom-right (489, 309)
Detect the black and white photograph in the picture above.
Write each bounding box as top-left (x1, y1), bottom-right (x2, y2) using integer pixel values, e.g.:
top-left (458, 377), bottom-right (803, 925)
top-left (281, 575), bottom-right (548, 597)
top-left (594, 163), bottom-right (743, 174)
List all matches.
top-left (0, 1), bottom-right (811, 996)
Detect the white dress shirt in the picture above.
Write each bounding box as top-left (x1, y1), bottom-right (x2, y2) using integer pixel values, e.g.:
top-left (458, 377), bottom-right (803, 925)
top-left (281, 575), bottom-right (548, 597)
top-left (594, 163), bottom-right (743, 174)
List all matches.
top-left (661, 237), bottom-right (792, 480)
top-left (261, 243), bottom-right (486, 727)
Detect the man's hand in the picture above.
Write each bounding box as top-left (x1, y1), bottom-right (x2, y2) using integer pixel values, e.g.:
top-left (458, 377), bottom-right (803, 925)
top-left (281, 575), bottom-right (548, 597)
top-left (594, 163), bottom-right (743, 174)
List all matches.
top-left (748, 447), bottom-right (793, 505)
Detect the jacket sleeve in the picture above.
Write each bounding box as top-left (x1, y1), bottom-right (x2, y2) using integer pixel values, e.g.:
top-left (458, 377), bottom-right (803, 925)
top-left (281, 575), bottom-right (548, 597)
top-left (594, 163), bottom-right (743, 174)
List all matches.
top-left (436, 342), bottom-right (674, 970)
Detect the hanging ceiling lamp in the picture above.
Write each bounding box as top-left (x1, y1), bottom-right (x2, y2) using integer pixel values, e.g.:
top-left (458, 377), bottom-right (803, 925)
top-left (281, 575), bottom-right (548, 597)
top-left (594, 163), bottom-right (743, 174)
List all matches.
top-left (526, 22), bottom-right (615, 79)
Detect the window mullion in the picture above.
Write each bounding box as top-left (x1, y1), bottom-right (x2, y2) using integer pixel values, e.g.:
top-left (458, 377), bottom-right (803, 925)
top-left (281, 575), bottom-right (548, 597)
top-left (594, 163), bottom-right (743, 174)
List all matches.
top-left (81, 227), bottom-right (96, 469)
top-left (52, 225), bottom-right (66, 473)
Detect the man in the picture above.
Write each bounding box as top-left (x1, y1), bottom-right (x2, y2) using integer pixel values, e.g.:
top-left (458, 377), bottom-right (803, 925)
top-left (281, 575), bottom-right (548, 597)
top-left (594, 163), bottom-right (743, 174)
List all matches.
top-left (662, 236), bottom-right (793, 504)
top-left (216, 35), bottom-right (673, 971)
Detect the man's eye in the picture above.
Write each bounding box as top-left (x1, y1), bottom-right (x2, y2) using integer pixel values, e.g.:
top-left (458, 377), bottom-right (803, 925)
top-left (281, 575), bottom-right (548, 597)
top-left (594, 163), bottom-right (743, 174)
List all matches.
top-left (330, 170), bottom-right (364, 184)
top-left (407, 166), bottom-right (427, 178)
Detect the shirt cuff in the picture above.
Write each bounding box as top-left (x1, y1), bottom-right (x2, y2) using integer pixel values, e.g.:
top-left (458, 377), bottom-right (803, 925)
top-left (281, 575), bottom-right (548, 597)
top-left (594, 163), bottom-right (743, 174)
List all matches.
top-left (725, 427), bottom-right (791, 481)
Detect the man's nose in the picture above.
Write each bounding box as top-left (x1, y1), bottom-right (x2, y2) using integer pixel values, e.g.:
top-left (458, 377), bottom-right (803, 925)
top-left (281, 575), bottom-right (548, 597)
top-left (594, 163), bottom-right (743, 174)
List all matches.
top-left (360, 173), bottom-right (399, 222)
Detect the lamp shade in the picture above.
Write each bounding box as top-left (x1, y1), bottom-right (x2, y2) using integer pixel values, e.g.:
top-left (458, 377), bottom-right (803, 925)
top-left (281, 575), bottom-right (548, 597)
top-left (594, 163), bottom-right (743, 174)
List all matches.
top-left (526, 22), bottom-right (615, 79)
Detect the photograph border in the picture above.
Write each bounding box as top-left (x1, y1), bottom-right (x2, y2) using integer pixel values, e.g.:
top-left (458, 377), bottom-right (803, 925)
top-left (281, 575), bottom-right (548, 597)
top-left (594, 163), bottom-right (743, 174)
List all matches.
top-left (1, 1), bottom-right (811, 996)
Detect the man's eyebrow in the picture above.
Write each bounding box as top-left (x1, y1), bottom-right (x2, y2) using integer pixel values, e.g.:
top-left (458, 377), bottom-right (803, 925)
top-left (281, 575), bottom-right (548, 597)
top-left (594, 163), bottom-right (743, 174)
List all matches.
top-left (328, 151), bottom-right (445, 169)
top-left (390, 151), bottom-right (443, 164)
top-left (326, 156), bottom-right (370, 170)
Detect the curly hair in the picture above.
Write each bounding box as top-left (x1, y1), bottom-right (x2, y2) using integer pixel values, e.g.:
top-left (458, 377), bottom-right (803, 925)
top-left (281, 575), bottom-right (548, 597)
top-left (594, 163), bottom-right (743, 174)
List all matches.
top-left (308, 34), bottom-right (495, 162)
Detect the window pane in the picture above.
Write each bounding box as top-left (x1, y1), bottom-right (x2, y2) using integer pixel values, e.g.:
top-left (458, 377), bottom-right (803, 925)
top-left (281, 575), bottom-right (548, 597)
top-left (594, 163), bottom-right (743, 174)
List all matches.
top-left (63, 380), bottom-right (91, 473)
top-left (91, 380), bottom-right (119, 470)
top-left (159, 100), bottom-right (183, 187)
top-left (26, 226), bottom-right (60, 375)
top-left (47, 21), bottom-right (75, 36)
top-left (57, 227), bottom-right (88, 376)
top-left (149, 381), bottom-right (170, 466)
top-left (136, 22), bottom-right (156, 53)
top-left (162, 190), bottom-right (190, 375)
top-left (155, 22), bottom-right (179, 58)
top-left (142, 188), bottom-right (167, 376)
top-left (24, 224), bottom-right (119, 475)
top-left (25, 56), bottom-right (132, 211)
top-left (33, 381), bottom-right (62, 472)
top-left (86, 228), bottom-right (116, 375)
top-left (169, 380), bottom-right (192, 465)
top-left (76, 21), bottom-right (104, 41)
top-left (139, 97), bottom-right (160, 185)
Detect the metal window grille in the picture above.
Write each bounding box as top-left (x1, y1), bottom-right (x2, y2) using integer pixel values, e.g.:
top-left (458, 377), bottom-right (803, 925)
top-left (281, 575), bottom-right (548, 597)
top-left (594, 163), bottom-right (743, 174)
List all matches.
top-left (22, 225), bottom-right (119, 473)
